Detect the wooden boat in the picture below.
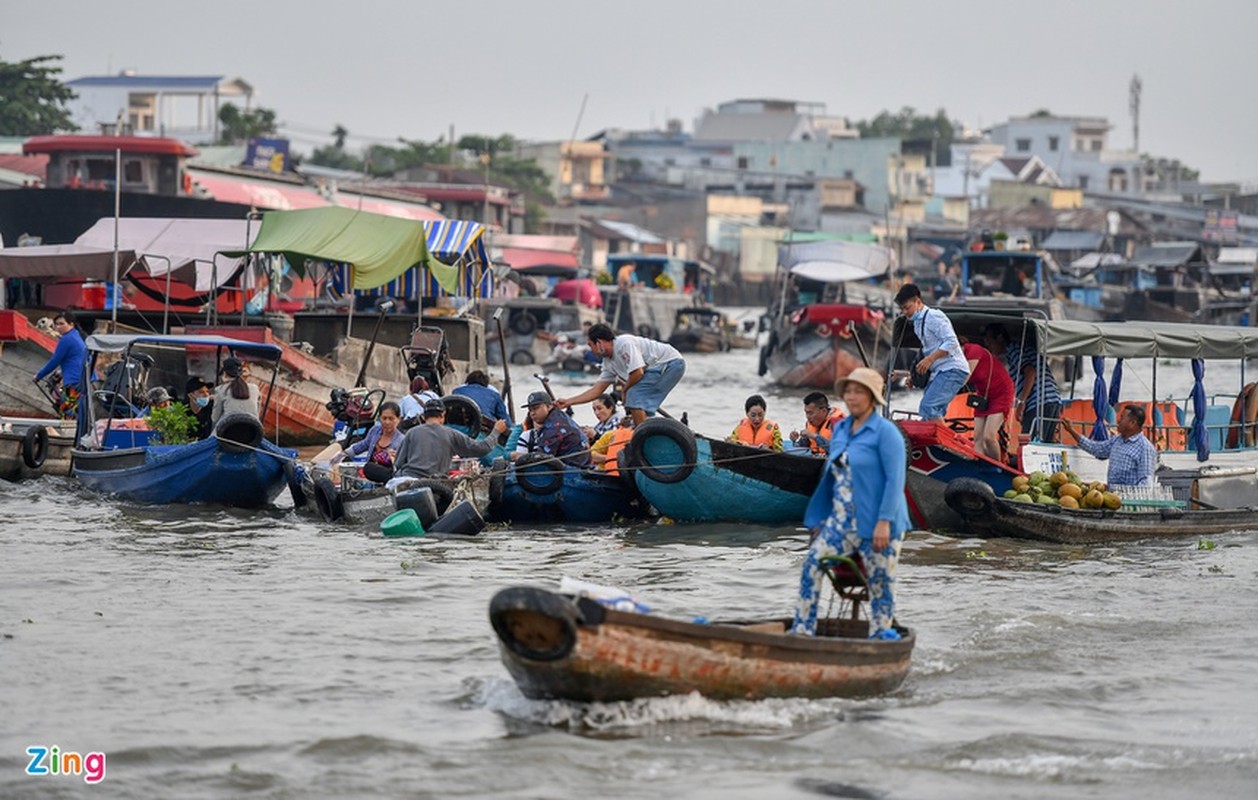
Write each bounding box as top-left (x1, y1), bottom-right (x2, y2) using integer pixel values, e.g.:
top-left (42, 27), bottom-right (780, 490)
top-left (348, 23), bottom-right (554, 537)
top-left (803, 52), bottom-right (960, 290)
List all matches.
top-left (489, 455), bottom-right (649, 524)
top-left (758, 241), bottom-right (897, 389)
top-left (489, 585), bottom-right (914, 702)
top-left (0, 310), bottom-right (69, 418)
top-left (668, 306), bottom-right (730, 353)
top-left (0, 416), bottom-right (75, 480)
top-left (625, 417), bottom-right (824, 524)
top-left (71, 333), bottom-right (297, 507)
top-left (944, 474), bottom-right (1258, 544)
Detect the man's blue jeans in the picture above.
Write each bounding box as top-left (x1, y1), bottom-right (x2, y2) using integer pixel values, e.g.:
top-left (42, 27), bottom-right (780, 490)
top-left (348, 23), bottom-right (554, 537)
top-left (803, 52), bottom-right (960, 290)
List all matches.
top-left (918, 369), bottom-right (970, 420)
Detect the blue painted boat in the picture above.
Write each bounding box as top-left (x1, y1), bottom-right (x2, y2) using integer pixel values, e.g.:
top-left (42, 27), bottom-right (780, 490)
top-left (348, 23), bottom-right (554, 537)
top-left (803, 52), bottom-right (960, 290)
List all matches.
top-left (625, 418), bottom-right (824, 524)
top-left (70, 333), bottom-right (296, 508)
top-left (489, 454), bottom-right (648, 524)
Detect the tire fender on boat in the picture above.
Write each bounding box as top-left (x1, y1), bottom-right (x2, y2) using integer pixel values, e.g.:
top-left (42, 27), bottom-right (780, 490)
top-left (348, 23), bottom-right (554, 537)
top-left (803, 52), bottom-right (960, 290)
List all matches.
top-left (510, 311), bottom-right (538, 336)
top-left (439, 394), bottom-right (483, 434)
top-left (944, 477), bottom-right (997, 519)
top-left (489, 586), bottom-right (579, 663)
top-left (283, 460), bottom-right (307, 509)
top-left (514, 452), bottom-right (566, 495)
top-left (626, 417), bottom-right (697, 484)
top-left (410, 478), bottom-right (454, 514)
top-left (22, 426), bottom-right (48, 469)
top-left (313, 476), bottom-right (344, 522)
top-left (215, 413), bottom-right (264, 453)
top-left (488, 458), bottom-right (507, 507)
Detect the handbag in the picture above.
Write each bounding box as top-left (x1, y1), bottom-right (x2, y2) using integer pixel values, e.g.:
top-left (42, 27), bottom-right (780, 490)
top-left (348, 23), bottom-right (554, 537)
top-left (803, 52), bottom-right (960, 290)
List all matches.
top-left (965, 393), bottom-right (989, 411)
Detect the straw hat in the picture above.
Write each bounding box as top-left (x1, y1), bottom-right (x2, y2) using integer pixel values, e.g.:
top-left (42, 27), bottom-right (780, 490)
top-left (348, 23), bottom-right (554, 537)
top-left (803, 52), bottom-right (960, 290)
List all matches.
top-left (835, 367), bottom-right (886, 405)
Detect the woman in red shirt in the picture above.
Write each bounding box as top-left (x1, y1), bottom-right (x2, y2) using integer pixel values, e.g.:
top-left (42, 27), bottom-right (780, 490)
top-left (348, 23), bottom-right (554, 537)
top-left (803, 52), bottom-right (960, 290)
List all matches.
top-left (963, 341), bottom-right (1014, 461)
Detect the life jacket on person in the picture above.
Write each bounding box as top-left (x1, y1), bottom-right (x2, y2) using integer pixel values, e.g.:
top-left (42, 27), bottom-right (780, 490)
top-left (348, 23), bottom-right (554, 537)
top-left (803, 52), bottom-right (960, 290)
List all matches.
top-left (734, 417), bottom-right (779, 449)
top-left (805, 410), bottom-right (846, 455)
top-left (602, 426), bottom-right (635, 476)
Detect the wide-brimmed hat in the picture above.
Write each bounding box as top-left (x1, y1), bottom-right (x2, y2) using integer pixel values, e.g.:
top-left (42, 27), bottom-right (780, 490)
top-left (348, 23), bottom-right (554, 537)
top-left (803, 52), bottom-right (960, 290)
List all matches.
top-left (835, 367), bottom-right (886, 405)
top-left (522, 390), bottom-right (552, 408)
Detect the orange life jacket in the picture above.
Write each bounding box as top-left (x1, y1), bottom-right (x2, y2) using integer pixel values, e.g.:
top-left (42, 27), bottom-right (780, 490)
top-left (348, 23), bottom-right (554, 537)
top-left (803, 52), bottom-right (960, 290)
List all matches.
top-left (734, 417), bottom-right (779, 449)
top-left (602, 426), bottom-right (634, 476)
top-left (805, 410), bottom-right (846, 454)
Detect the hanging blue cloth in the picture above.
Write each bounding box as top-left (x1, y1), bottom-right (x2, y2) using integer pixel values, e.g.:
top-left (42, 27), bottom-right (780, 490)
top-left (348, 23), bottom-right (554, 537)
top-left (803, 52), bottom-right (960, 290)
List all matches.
top-left (1090, 356), bottom-right (1109, 441)
top-left (1107, 358), bottom-right (1124, 408)
top-left (1189, 358), bottom-right (1210, 462)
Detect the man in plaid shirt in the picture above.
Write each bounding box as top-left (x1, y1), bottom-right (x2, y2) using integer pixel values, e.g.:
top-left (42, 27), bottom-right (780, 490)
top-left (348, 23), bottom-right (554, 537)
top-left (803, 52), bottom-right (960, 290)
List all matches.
top-left (1062, 405), bottom-right (1159, 486)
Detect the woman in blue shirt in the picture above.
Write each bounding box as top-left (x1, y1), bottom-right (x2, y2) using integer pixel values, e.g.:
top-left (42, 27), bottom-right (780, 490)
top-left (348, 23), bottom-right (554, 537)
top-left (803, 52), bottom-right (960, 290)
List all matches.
top-left (791, 367), bottom-right (909, 639)
top-left (34, 310), bottom-right (87, 419)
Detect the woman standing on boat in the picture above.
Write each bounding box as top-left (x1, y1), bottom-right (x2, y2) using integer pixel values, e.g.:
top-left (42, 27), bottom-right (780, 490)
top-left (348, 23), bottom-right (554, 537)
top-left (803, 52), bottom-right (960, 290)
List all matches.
top-left (791, 367), bottom-right (909, 639)
top-left (34, 310), bottom-right (87, 419)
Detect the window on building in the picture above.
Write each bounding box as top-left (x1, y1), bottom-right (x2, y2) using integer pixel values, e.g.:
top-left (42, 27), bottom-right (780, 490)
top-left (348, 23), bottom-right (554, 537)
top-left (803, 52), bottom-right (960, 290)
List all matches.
top-left (1048, 136), bottom-right (1059, 152)
top-left (123, 160), bottom-right (144, 184)
top-left (737, 156), bottom-right (749, 169)
top-left (700, 157), bottom-right (711, 167)
top-left (1091, 140), bottom-right (1102, 152)
top-left (1078, 176), bottom-right (1089, 190)
top-left (664, 158), bottom-right (675, 167)
top-left (1015, 138), bottom-right (1031, 152)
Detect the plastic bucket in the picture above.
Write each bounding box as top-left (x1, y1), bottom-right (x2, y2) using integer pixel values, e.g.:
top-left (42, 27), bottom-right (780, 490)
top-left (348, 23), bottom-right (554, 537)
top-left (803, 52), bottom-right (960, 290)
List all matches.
top-left (381, 508), bottom-right (425, 538)
top-left (394, 486), bottom-right (439, 528)
top-left (426, 500), bottom-right (485, 536)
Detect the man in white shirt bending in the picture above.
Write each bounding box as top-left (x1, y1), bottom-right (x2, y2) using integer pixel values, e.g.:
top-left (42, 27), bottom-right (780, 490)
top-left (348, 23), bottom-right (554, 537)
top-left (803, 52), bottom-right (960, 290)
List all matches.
top-left (556, 323), bottom-right (686, 425)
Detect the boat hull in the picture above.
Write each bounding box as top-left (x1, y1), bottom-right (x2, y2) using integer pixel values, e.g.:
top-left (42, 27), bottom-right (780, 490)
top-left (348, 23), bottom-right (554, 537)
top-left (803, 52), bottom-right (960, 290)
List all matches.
top-left (72, 436), bottom-right (291, 507)
top-left (490, 587), bottom-right (913, 702)
top-left (627, 418), bottom-right (823, 524)
top-left (944, 477), bottom-right (1258, 544)
top-left (0, 419), bottom-right (75, 480)
top-left (491, 465), bottom-right (647, 524)
top-left (0, 310), bottom-right (64, 417)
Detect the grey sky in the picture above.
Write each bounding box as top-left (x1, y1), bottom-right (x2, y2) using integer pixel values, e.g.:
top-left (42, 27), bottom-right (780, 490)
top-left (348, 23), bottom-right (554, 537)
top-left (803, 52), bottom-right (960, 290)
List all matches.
top-left (4, 0), bottom-right (1256, 184)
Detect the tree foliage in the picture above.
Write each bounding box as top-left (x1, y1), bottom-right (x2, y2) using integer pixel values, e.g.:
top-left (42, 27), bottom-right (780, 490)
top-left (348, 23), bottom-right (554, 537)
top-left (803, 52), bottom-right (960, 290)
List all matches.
top-left (217, 102), bottom-right (277, 145)
top-left (853, 107), bottom-right (957, 166)
top-left (308, 123), bottom-right (365, 171)
top-left (0, 54), bottom-right (78, 135)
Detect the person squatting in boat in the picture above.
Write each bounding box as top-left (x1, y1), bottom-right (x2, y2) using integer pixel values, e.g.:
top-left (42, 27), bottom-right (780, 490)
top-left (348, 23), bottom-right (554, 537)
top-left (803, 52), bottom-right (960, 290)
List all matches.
top-left (452, 370), bottom-right (511, 426)
top-left (556, 323), bottom-right (686, 425)
top-left (728, 394), bottom-right (783, 451)
top-left (399, 376), bottom-right (440, 428)
top-left (895, 283), bottom-right (970, 421)
top-left (589, 416), bottom-right (634, 476)
top-left (185, 377), bottom-right (215, 440)
top-left (582, 393), bottom-right (622, 441)
top-left (332, 401), bottom-right (404, 482)
top-left (392, 398), bottom-right (509, 480)
top-left (212, 357), bottom-right (260, 425)
top-left (514, 390), bottom-right (591, 468)
top-left (789, 391), bottom-right (847, 455)
top-left (791, 367), bottom-right (909, 640)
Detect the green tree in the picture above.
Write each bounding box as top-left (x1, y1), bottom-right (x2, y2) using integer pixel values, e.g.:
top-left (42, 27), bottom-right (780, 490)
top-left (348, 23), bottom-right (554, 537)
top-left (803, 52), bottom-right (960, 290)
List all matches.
top-left (0, 54), bottom-right (78, 134)
top-left (854, 107), bottom-right (958, 166)
top-left (308, 124), bottom-right (364, 171)
top-left (217, 102), bottom-right (277, 145)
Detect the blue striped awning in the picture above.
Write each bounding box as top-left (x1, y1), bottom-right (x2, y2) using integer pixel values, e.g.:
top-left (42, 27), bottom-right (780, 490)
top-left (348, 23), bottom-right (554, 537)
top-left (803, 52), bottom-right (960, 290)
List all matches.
top-left (337, 220), bottom-right (494, 299)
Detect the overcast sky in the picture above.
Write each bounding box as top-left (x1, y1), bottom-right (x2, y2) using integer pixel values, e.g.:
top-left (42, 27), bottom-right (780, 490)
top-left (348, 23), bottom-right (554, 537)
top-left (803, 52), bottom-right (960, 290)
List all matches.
top-left (5, 1), bottom-right (1256, 184)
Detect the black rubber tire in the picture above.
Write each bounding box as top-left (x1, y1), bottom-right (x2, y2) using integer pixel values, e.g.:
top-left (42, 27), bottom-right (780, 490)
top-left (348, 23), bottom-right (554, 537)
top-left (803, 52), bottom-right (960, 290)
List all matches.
top-left (510, 311), bottom-right (538, 336)
top-left (215, 413), bottom-right (264, 453)
top-left (439, 394), bottom-right (482, 435)
top-left (22, 426), bottom-right (48, 469)
top-left (626, 417), bottom-right (697, 484)
top-left (489, 586), bottom-right (579, 663)
top-left (410, 478), bottom-right (454, 514)
top-left (943, 477), bottom-right (996, 519)
top-left (394, 486), bottom-right (440, 528)
top-left (509, 348), bottom-right (535, 365)
top-left (284, 460), bottom-right (307, 509)
top-left (313, 476), bottom-right (344, 522)
top-left (514, 452), bottom-right (566, 495)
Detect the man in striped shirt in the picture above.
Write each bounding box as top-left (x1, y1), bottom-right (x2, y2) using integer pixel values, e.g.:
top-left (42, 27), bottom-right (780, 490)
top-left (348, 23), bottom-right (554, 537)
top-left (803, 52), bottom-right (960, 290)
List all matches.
top-left (983, 324), bottom-right (1062, 442)
top-left (1062, 405), bottom-right (1159, 486)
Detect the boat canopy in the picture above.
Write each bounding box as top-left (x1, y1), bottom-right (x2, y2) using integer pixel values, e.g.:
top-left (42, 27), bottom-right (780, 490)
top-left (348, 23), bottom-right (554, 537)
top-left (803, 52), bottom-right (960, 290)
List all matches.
top-left (228, 206), bottom-right (436, 291)
top-left (0, 244), bottom-right (140, 281)
top-left (84, 333), bottom-right (283, 360)
top-left (1032, 319), bottom-right (1258, 360)
top-left (781, 241), bottom-right (895, 283)
top-left (338, 219), bottom-right (493, 299)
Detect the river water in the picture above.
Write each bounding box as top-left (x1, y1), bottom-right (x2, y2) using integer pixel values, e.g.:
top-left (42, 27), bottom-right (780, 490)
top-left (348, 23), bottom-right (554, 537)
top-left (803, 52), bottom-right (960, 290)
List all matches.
top-left (3, 316), bottom-right (1257, 798)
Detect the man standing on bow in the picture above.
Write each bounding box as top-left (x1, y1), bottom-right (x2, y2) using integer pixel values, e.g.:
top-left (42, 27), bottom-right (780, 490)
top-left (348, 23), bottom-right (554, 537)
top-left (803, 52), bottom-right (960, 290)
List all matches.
top-left (556, 323), bottom-right (685, 425)
top-left (894, 284), bottom-right (970, 421)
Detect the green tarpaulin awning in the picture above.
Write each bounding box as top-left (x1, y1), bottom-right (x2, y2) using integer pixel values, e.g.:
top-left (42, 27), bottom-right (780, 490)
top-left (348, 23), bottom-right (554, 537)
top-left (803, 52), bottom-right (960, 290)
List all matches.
top-left (1032, 319), bottom-right (1258, 360)
top-left (227, 207), bottom-right (455, 291)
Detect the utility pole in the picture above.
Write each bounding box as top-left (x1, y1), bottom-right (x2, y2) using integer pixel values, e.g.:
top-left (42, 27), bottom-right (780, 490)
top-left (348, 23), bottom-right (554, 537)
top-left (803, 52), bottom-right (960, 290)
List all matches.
top-left (1129, 74), bottom-right (1142, 153)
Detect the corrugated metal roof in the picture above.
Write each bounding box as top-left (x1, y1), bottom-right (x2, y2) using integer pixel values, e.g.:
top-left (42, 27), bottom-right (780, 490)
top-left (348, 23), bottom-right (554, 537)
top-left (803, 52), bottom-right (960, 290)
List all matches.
top-left (68, 75), bottom-right (225, 89)
top-left (1217, 247), bottom-right (1258, 264)
top-left (1130, 242), bottom-right (1204, 268)
top-left (590, 219), bottom-right (664, 244)
top-left (1041, 230), bottom-right (1104, 250)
